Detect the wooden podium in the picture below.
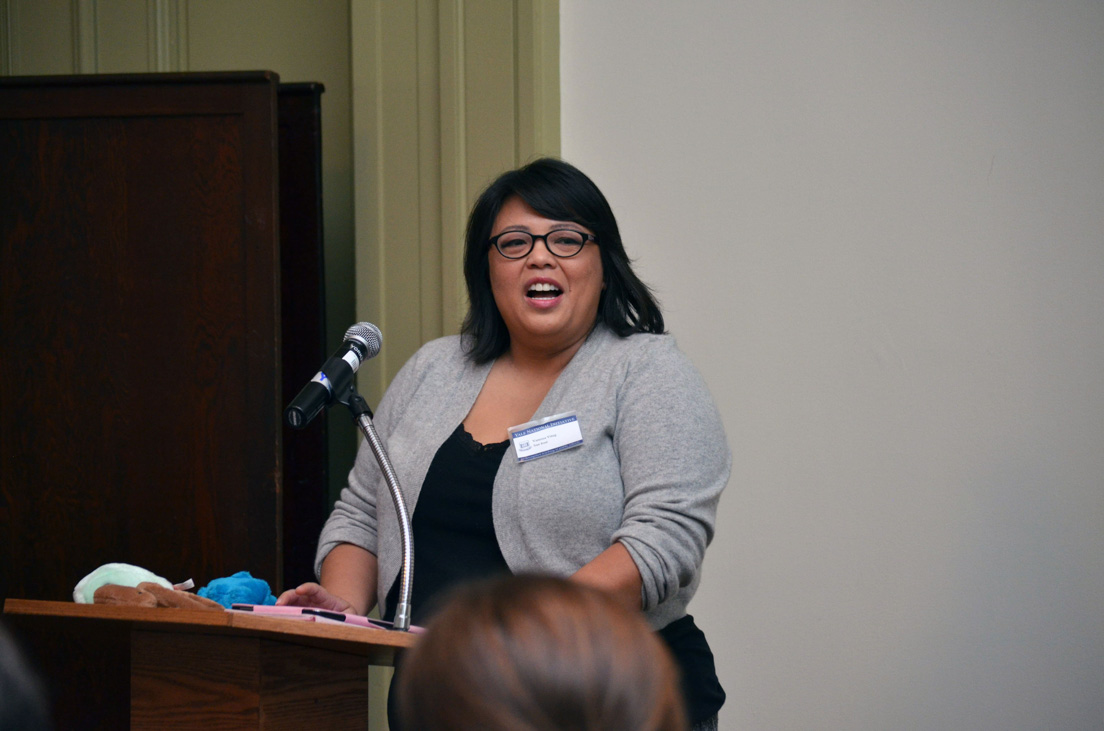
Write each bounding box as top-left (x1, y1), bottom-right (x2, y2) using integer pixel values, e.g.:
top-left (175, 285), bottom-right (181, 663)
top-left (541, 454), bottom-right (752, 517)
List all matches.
top-left (3, 599), bottom-right (416, 730)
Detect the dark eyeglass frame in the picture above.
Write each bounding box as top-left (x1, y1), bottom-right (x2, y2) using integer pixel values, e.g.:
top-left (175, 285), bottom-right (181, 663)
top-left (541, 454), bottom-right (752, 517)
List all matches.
top-left (488, 228), bottom-right (598, 259)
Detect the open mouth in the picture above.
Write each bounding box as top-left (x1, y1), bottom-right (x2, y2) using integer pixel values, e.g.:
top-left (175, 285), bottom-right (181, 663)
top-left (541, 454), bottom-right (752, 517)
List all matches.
top-left (527, 282), bottom-right (563, 299)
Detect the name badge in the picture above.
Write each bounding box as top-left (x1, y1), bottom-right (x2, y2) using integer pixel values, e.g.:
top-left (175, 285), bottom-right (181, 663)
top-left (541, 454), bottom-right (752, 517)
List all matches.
top-left (509, 412), bottom-right (583, 463)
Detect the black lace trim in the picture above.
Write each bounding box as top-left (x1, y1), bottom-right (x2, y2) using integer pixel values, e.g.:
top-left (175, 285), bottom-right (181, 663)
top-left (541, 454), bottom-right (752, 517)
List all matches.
top-left (455, 422), bottom-right (510, 455)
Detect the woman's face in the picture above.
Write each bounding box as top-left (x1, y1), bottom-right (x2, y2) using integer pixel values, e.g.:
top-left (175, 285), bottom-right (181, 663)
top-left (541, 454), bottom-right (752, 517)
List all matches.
top-left (488, 196), bottom-right (604, 356)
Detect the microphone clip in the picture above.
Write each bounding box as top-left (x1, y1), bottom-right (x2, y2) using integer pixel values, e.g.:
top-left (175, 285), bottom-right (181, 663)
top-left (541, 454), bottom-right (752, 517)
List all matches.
top-left (334, 381), bottom-right (373, 420)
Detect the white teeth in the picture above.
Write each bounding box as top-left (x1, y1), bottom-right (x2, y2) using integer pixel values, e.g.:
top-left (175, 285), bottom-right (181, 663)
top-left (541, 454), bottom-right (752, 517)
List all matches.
top-left (529, 282), bottom-right (560, 292)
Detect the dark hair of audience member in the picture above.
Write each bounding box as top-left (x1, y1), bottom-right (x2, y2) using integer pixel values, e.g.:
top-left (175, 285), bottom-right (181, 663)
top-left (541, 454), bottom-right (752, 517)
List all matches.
top-left (396, 574), bottom-right (687, 731)
top-left (0, 622), bottom-right (52, 731)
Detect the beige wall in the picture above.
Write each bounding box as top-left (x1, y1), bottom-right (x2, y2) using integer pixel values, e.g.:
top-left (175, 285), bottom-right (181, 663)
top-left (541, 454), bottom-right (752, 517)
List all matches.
top-left (350, 0), bottom-right (559, 401)
top-left (562, 1), bottom-right (1104, 729)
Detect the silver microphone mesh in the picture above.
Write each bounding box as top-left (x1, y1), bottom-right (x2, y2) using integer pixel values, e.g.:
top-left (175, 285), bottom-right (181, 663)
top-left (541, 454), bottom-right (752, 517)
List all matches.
top-left (345, 322), bottom-right (382, 359)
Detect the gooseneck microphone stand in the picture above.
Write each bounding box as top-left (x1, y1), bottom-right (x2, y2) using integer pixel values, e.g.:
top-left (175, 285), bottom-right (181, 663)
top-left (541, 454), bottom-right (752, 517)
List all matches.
top-left (334, 384), bottom-right (414, 632)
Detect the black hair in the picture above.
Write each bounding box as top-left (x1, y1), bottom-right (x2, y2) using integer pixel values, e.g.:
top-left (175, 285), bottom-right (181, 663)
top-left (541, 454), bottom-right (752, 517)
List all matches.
top-left (460, 157), bottom-right (665, 363)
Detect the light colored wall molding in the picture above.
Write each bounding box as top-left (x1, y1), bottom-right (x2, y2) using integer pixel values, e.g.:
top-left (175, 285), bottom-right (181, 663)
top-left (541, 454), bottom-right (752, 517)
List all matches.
top-left (72, 0), bottom-right (97, 73)
top-left (352, 0), bottom-right (560, 398)
top-left (147, 0), bottom-right (187, 72)
top-left (0, 0), bottom-right (12, 75)
top-left (437, 0), bottom-right (468, 356)
top-left (5, 0), bottom-right (81, 75)
top-left (514, 0), bottom-right (559, 161)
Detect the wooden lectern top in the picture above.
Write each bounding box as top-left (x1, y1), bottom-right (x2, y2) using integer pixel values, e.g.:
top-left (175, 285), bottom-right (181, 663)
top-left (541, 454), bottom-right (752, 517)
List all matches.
top-left (3, 598), bottom-right (417, 660)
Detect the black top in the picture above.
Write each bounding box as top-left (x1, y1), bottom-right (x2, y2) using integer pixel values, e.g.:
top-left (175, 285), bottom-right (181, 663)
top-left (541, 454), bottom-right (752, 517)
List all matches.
top-left (659, 614), bottom-right (726, 722)
top-left (385, 422), bottom-right (724, 725)
top-left (383, 423), bottom-right (511, 625)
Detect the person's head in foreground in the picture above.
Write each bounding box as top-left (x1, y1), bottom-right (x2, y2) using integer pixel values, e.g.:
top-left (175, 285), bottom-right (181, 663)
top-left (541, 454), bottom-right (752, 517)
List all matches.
top-left (396, 574), bottom-right (687, 731)
top-left (0, 622), bottom-right (51, 731)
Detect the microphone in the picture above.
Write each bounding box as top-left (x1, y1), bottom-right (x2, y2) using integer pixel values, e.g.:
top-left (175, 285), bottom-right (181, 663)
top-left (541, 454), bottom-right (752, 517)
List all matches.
top-left (285, 322), bottom-right (382, 428)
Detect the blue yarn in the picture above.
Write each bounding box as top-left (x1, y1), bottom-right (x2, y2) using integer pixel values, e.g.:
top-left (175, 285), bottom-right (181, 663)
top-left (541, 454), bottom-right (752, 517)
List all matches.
top-left (197, 571), bottom-right (277, 608)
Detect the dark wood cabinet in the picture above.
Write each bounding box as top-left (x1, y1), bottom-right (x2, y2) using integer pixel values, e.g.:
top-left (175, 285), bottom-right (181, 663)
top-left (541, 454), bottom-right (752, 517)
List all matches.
top-left (277, 82), bottom-right (330, 592)
top-left (0, 70), bottom-right (327, 614)
top-left (1, 70), bottom-right (331, 729)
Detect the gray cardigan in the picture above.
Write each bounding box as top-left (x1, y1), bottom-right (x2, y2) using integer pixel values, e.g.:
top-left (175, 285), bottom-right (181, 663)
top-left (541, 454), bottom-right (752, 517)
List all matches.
top-left (315, 324), bottom-right (731, 629)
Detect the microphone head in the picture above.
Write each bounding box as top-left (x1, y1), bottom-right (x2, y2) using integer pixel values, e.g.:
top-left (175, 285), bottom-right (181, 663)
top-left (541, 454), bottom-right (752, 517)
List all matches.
top-left (345, 322), bottom-right (382, 360)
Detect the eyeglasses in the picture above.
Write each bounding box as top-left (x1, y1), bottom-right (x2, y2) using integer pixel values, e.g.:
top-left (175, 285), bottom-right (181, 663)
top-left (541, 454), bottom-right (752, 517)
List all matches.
top-left (489, 229), bottom-right (598, 259)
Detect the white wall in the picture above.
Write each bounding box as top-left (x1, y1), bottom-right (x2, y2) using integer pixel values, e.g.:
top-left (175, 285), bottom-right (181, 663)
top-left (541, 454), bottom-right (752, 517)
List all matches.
top-left (561, 2), bottom-right (1103, 729)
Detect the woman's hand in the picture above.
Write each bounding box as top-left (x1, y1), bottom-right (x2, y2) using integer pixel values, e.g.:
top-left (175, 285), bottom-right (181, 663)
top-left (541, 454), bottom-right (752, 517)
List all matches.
top-left (274, 543), bottom-right (380, 616)
top-left (275, 582), bottom-right (354, 612)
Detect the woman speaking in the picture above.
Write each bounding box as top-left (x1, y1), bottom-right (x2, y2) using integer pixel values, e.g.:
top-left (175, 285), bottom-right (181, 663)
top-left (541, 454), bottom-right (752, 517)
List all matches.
top-left (279, 157), bottom-right (730, 730)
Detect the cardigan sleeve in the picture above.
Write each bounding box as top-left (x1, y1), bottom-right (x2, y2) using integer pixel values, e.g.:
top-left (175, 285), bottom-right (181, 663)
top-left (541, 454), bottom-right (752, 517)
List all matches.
top-left (610, 337), bottom-right (731, 611)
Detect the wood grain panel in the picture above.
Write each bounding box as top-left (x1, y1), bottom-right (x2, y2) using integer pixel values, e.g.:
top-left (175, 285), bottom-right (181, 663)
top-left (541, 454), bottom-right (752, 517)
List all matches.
top-left (0, 72), bottom-right (280, 604)
top-left (259, 638), bottom-right (371, 729)
top-left (131, 631), bottom-right (374, 730)
top-left (131, 632), bottom-right (261, 729)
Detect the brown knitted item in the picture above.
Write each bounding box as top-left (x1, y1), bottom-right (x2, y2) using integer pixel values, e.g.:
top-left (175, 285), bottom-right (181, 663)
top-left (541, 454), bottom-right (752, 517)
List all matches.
top-left (91, 582), bottom-right (224, 611)
top-left (138, 582), bottom-right (224, 610)
top-left (93, 584), bottom-right (158, 607)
